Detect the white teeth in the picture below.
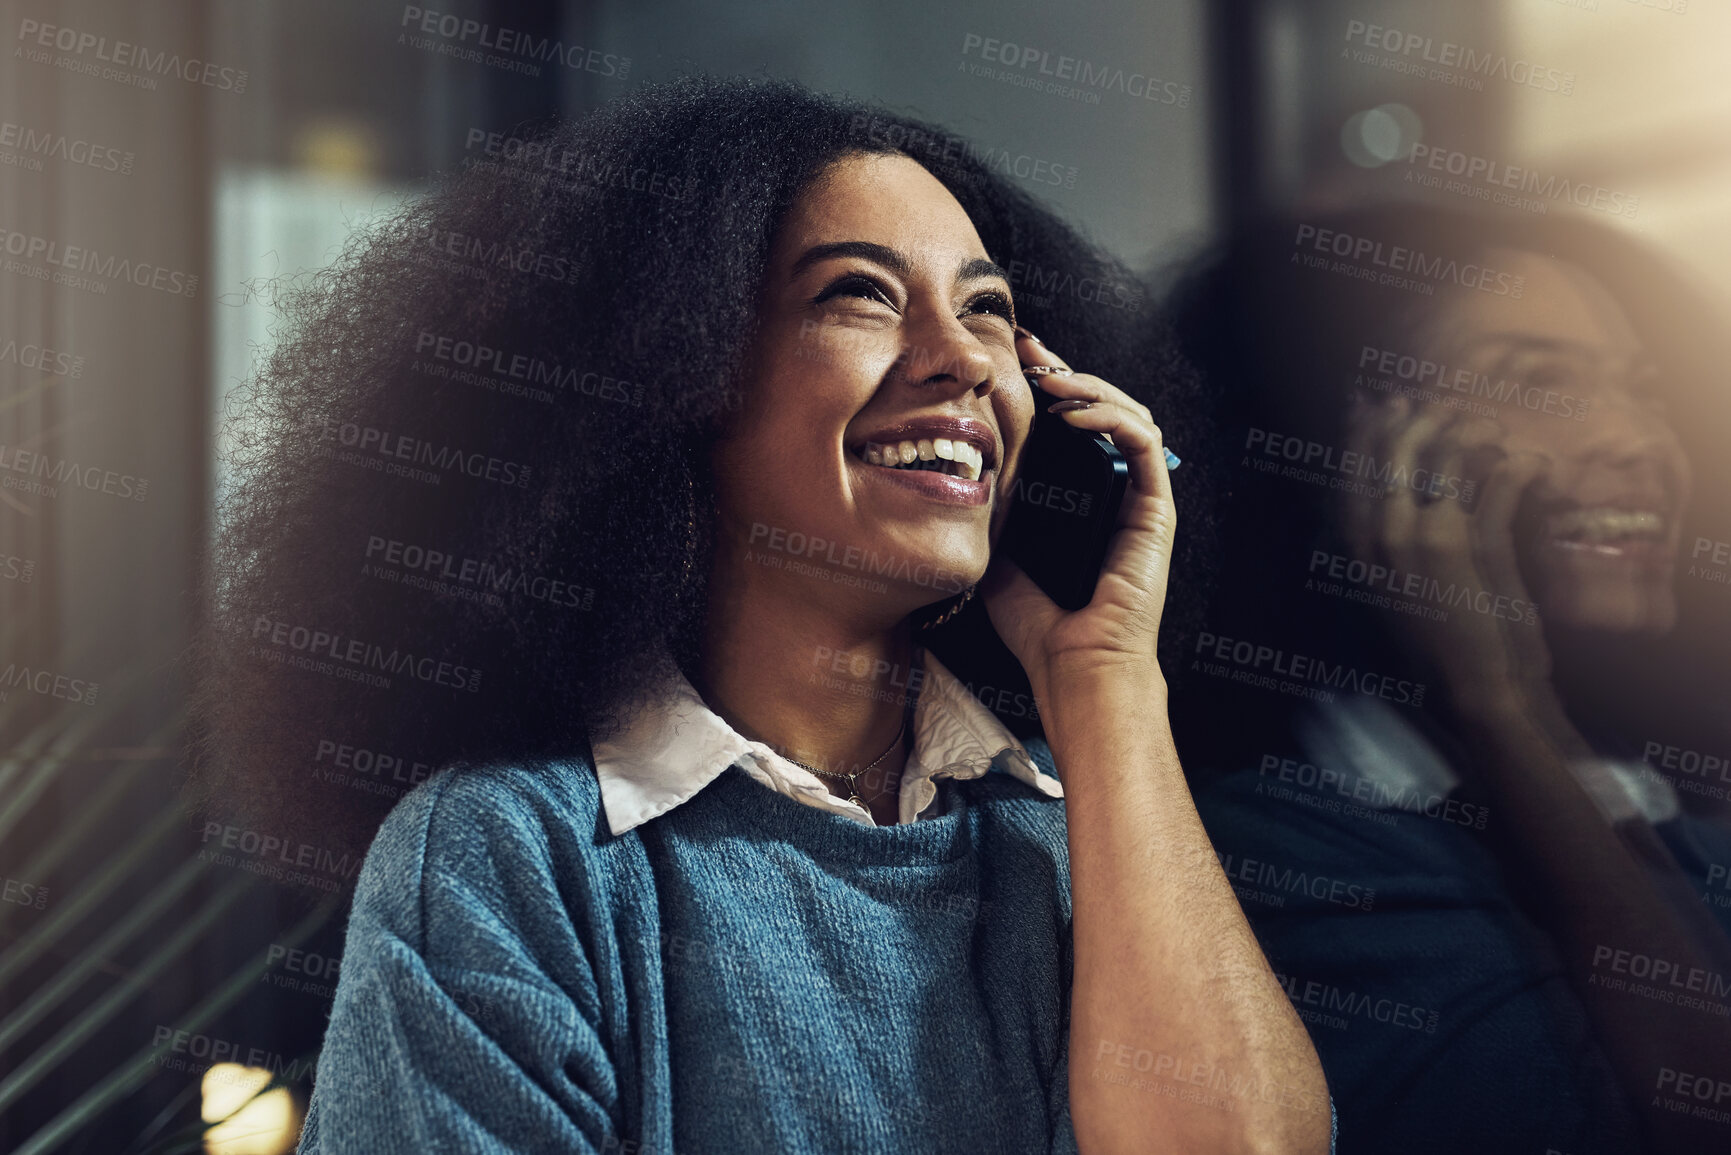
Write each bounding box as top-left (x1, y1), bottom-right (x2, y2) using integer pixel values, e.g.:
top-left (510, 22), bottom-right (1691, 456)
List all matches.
top-left (1548, 507), bottom-right (1665, 543)
top-left (857, 438), bottom-right (986, 481)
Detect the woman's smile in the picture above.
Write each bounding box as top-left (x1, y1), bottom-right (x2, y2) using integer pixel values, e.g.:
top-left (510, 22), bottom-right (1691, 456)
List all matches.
top-left (1538, 504), bottom-right (1670, 558)
top-left (847, 413), bottom-right (1000, 507)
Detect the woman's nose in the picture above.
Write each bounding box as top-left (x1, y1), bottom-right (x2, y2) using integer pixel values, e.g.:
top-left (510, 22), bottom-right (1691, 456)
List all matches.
top-left (893, 317), bottom-right (997, 398)
top-left (1588, 389), bottom-right (1685, 465)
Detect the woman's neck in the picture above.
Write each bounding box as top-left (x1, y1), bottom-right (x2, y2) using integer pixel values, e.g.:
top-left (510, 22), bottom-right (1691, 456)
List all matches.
top-left (696, 555), bottom-right (919, 811)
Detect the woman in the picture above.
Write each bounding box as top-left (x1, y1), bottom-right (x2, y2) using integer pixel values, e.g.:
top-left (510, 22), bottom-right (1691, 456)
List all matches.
top-left (192, 77), bottom-right (1331, 1153)
top-left (1172, 204), bottom-right (1731, 1154)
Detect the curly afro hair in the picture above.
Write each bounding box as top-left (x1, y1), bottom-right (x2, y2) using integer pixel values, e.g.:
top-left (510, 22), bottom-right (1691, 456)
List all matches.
top-left (187, 74), bottom-right (1220, 875)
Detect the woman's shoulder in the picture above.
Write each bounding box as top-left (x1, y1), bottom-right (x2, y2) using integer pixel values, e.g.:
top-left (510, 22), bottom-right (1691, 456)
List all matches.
top-left (374, 754), bottom-right (607, 871)
top-left (350, 754), bottom-right (628, 978)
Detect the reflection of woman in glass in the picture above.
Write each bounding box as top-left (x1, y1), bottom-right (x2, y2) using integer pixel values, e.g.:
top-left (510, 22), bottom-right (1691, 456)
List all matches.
top-left (194, 78), bottom-right (1332, 1153)
top-left (1174, 204), bottom-right (1731, 1155)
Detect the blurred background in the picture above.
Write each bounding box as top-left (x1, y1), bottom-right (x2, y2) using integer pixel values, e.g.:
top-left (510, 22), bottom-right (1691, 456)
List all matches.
top-left (1, 0), bottom-right (1726, 1151)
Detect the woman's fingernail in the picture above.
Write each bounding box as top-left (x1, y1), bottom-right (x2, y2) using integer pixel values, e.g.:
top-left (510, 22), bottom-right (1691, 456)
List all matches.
top-left (1047, 399), bottom-right (1094, 413)
top-left (1013, 324), bottom-right (1042, 344)
top-left (1023, 365), bottom-right (1072, 377)
top-left (1164, 448), bottom-right (1182, 471)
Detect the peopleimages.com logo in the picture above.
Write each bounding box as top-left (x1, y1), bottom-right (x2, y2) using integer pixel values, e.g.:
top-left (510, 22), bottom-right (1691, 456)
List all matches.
top-left (398, 7), bottom-right (630, 78)
top-left (959, 33), bottom-right (1190, 107)
top-left (250, 615), bottom-right (483, 694)
top-left (1293, 224), bottom-right (1524, 298)
top-left (1342, 19), bottom-right (1574, 96)
top-left (0, 225), bottom-right (197, 297)
top-left (16, 18), bottom-right (249, 93)
top-left (1403, 142), bottom-right (1639, 220)
top-left (1356, 344), bottom-right (1588, 422)
top-left (1243, 426), bottom-right (1476, 506)
top-left (1194, 630), bottom-right (1426, 708)
top-left (0, 120), bottom-right (134, 175)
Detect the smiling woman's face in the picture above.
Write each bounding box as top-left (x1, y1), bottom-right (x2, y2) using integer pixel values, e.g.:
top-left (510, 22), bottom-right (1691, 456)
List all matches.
top-left (1415, 248), bottom-right (1692, 633)
top-left (711, 152), bottom-right (1035, 619)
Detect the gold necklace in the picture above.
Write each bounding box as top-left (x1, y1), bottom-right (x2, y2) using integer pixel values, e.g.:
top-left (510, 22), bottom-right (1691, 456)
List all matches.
top-left (782, 720), bottom-right (907, 807)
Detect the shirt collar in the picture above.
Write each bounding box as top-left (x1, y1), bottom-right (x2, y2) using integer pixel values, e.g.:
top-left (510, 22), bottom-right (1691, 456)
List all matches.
top-left (590, 648), bottom-right (1061, 836)
top-left (1296, 695), bottom-right (1678, 825)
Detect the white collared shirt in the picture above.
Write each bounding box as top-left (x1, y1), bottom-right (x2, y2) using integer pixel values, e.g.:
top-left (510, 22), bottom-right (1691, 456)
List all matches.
top-left (591, 649), bottom-right (1063, 836)
top-left (1295, 693), bottom-right (1680, 825)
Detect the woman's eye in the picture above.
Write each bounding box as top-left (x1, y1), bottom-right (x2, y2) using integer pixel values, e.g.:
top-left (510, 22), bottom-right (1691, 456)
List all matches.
top-left (813, 274), bottom-right (893, 309)
top-left (964, 291), bottom-right (1015, 325)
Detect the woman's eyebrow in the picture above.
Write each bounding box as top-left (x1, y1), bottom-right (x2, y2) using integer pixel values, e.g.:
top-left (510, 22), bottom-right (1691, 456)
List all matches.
top-left (790, 241), bottom-right (1010, 286)
top-left (957, 256), bottom-right (1011, 285)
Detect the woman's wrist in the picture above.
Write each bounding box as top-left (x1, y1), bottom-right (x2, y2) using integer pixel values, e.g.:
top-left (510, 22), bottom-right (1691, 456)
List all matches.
top-left (1448, 680), bottom-right (1597, 797)
top-left (1033, 657), bottom-right (1169, 744)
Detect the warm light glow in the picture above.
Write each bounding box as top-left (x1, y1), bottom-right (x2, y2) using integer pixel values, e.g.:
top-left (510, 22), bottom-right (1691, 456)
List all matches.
top-left (200, 1064), bottom-right (302, 1155)
top-left (293, 120), bottom-right (379, 180)
top-left (1503, 2), bottom-right (1731, 319)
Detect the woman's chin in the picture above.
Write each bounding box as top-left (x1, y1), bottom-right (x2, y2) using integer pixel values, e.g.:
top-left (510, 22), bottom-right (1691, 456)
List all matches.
top-left (897, 561), bottom-right (985, 607)
top-left (857, 537), bottom-right (986, 599)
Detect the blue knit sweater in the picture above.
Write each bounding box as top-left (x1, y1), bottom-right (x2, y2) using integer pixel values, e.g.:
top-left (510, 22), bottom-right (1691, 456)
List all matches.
top-left (296, 742), bottom-right (1083, 1153)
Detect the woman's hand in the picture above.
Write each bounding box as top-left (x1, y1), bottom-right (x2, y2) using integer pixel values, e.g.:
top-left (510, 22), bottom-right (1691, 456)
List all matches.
top-left (1002, 330), bottom-right (1333, 1155)
top-left (1340, 394), bottom-right (1556, 727)
top-left (981, 329), bottom-right (1177, 701)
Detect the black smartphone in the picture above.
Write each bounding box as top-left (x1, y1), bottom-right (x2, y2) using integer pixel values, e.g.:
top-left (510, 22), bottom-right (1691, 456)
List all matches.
top-left (999, 385), bottom-right (1130, 611)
